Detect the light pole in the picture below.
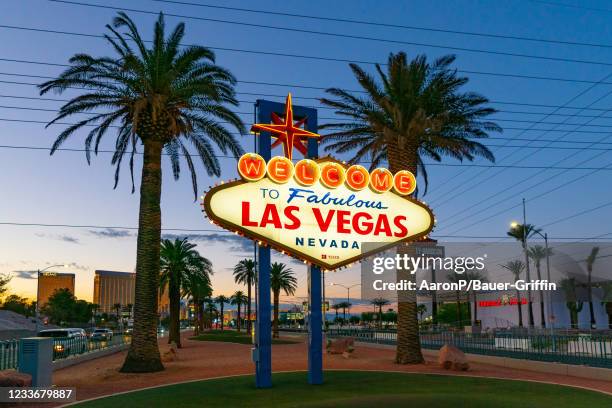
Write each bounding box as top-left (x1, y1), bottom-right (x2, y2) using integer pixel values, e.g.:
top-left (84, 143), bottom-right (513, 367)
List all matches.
top-left (330, 283), bottom-right (360, 325)
top-left (35, 264), bottom-right (68, 333)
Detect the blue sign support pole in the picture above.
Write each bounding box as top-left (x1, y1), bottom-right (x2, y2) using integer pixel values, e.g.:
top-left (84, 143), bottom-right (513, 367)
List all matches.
top-left (255, 100), bottom-right (272, 388)
top-left (307, 133), bottom-right (323, 385)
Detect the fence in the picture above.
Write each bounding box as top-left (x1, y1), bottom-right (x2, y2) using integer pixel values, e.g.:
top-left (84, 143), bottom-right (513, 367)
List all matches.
top-left (327, 328), bottom-right (612, 369)
top-left (0, 334), bottom-right (130, 370)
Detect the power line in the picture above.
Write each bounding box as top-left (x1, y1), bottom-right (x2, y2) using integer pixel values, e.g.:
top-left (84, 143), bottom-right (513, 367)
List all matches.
top-left (148, 0), bottom-right (612, 49)
top-left (4, 143), bottom-right (612, 170)
top-left (48, 0), bottom-right (612, 68)
top-left (528, 0), bottom-right (612, 13)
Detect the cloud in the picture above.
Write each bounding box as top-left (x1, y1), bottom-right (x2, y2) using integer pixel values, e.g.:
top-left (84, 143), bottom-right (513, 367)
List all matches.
top-left (35, 233), bottom-right (80, 244)
top-left (161, 233), bottom-right (253, 254)
top-left (89, 228), bottom-right (134, 238)
top-left (12, 270), bottom-right (37, 280)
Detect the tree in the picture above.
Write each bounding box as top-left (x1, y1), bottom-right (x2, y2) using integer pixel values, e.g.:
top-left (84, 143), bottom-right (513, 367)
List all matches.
top-left (446, 272), bottom-right (468, 327)
top-left (215, 295), bottom-right (229, 330)
top-left (0, 274), bottom-right (11, 301)
top-left (528, 245), bottom-right (552, 328)
top-left (320, 52), bottom-right (499, 364)
top-left (500, 260), bottom-right (526, 327)
top-left (560, 277), bottom-right (583, 329)
top-left (508, 223), bottom-right (541, 327)
top-left (41, 289), bottom-right (93, 325)
top-left (585, 247), bottom-right (599, 329)
top-left (39, 12), bottom-right (245, 373)
top-left (160, 238), bottom-right (211, 347)
top-left (371, 298), bottom-right (390, 328)
top-left (113, 303), bottom-right (122, 319)
top-left (2, 295), bottom-right (35, 317)
top-left (464, 270), bottom-right (488, 326)
top-left (331, 303), bottom-right (342, 323)
top-left (182, 261), bottom-right (213, 335)
top-left (230, 291), bottom-right (248, 332)
top-left (126, 303), bottom-right (133, 319)
top-left (600, 282), bottom-right (612, 329)
top-left (336, 301), bottom-right (351, 324)
top-left (203, 298), bottom-right (217, 329)
top-left (233, 259), bottom-right (256, 334)
top-left (270, 262), bottom-right (297, 338)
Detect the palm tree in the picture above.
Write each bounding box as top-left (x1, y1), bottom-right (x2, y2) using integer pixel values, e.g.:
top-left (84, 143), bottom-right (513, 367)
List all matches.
top-left (560, 277), bottom-right (583, 329)
top-left (331, 303), bottom-right (342, 323)
top-left (371, 298), bottom-right (390, 328)
top-left (586, 247), bottom-right (600, 329)
top-left (508, 223), bottom-right (541, 327)
top-left (464, 270), bottom-right (488, 326)
top-left (270, 262), bottom-right (297, 338)
top-left (160, 238), bottom-right (211, 347)
top-left (416, 304), bottom-right (427, 322)
top-left (528, 245), bottom-right (553, 328)
top-left (203, 298), bottom-right (217, 329)
top-left (230, 291), bottom-right (248, 332)
top-left (233, 259), bottom-right (256, 334)
top-left (215, 295), bottom-right (229, 330)
top-left (39, 13), bottom-right (245, 373)
top-left (320, 52), bottom-right (499, 364)
top-left (600, 282), bottom-right (612, 329)
top-left (336, 301), bottom-right (351, 324)
top-left (500, 260), bottom-right (526, 327)
top-left (446, 272), bottom-right (467, 327)
top-left (126, 303), bottom-right (134, 319)
top-left (113, 303), bottom-right (122, 319)
top-left (183, 269), bottom-right (212, 335)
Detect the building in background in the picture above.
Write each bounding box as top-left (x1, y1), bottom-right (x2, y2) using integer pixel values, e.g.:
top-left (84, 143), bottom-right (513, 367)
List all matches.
top-left (93, 270), bottom-right (135, 314)
top-left (38, 272), bottom-right (75, 307)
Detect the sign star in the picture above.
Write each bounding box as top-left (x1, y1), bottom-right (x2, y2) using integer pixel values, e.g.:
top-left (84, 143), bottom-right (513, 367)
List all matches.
top-left (251, 93), bottom-right (320, 160)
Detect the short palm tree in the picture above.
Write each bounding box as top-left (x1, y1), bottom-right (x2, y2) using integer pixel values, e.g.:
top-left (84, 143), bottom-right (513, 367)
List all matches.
top-left (586, 247), bottom-right (600, 329)
top-left (182, 268), bottom-right (212, 335)
top-left (203, 298), bottom-right (217, 329)
top-left (416, 304), bottom-right (427, 322)
top-left (270, 262), bottom-right (297, 338)
top-left (39, 13), bottom-right (245, 372)
top-left (508, 223), bottom-right (542, 327)
top-left (371, 298), bottom-right (390, 328)
top-left (320, 52), bottom-right (499, 364)
top-left (331, 303), bottom-right (342, 323)
top-left (233, 259), bottom-right (256, 333)
top-left (160, 238), bottom-right (211, 347)
top-left (215, 295), bottom-right (230, 330)
top-left (500, 260), bottom-right (526, 327)
top-left (528, 245), bottom-right (553, 328)
top-left (560, 277), bottom-right (583, 328)
top-left (230, 290), bottom-right (248, 332)
top-left (464, 270), bottom-right (488, 325)
top-left (113, 303), bottom-right (122, 318)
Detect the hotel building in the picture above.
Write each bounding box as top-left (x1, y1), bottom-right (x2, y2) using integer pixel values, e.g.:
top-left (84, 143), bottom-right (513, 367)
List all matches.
top-left (38, 272), bottom-right (75, 306)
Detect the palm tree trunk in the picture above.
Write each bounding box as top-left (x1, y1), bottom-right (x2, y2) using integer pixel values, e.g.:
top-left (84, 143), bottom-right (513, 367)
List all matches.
top-left (168, 273), bottom-right (181, 347)
top-left (516, 290), bottom-right (523, 327)
top-left (273, 291), bottom-right (280, 338)
top-left (236, 303), bottom-right (241, 332)
top-left (220, 304), bottom-right (224, 330)
top-left (388, 142), bottom-right (423, 364)
top-left (472, 291), bottom-right (478, 325)
top-left (246, 280), bottom-right (252, 334)
top-left (588, 269), bottom-right (595, 328)
top-left (535, 263), bottom-right (546, 328)
top-left (121, 140), bottom-right (164, 373)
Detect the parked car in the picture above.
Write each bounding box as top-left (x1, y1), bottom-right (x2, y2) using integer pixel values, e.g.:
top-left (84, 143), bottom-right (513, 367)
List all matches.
top-left (37, 329), bottom-right (87, 358)
top-left (91, 328), bottom-right (114, 341)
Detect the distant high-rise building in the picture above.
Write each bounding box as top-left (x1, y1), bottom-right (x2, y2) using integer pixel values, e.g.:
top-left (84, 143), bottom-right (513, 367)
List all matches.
top-left (93, 270), bottom-right (135, 314)
top-left (93, 270), bottom-right (171, 315)
top-left (38, 272), bottom-right (75, 306)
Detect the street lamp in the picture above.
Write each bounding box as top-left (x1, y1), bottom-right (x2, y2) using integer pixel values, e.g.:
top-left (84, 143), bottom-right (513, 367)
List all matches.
top-left (330, 283), bottom-right (361, 324)
top-left (36, 264), bottom-right (69, 333)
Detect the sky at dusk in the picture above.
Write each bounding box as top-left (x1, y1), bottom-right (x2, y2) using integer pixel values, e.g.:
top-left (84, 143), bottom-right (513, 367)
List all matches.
top-left (1, 0), bottom-right (612, 307)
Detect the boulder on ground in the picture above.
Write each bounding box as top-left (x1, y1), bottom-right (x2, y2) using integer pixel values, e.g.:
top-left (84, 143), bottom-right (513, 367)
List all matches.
top-left (438, 344), bottom-right (469, 371)
top-left (326, 337), bottom-right (355, 355)
top-left (0, 371), bottom-right (32, 387)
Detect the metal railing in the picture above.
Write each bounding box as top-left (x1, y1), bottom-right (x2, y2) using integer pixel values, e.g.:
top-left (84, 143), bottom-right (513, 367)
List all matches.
top-left (327, 328), bottom-right (612, 369)
top-left (0, 340), bottom-right (19, 370)
top-left (0, 333), bottom-right (131, 370)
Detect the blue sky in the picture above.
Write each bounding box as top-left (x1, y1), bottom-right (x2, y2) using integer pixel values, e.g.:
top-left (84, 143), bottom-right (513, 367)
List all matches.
top-left (1, 0), bottom-right (612, 303)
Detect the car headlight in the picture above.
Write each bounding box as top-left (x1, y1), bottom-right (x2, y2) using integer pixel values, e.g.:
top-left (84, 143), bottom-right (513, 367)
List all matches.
top-left (54, 344), bottom-right (64, 352)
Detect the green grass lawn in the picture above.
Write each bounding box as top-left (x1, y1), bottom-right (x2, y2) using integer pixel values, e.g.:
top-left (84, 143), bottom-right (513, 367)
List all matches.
top-left (189, 330), bottom-right (298, 345)
top-left (73, 371), bottom-right (611, 408)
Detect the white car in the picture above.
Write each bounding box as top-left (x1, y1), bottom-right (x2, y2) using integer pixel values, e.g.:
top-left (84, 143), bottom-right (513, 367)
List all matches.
top-left (91, 328), bottom-right (114, 341)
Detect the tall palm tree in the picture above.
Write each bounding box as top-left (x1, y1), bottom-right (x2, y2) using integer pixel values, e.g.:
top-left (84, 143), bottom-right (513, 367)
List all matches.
top-left (126, 303), bottom-right (134, 319)
top-left (331, 303), bottom-right (342, 323)
top-left (371, 298), bottom-right (390, 328)
top-left (560, 277), bottom-right (583, 329)
top-left (113, 303), bottom-right (122, 319)
top-left (215, 295), bottom-right (229, 330)
top-left (500, 260), bottom-right (526, 327)
top-left (233, 259), bottom-right (256, 333)
top-left (203, 298), bottom-right (217, 329)
top-left (320, 52), bottom-right (499, 364)
top-left (230, 291), bottom-right (248, 332)
top-left (39, 13), bottom-right (245, 373)
top-left (270, 262), bottom-right (297, 338)
top-left (528, 245), bottom-right (552, 328)
top-left (160, 238), bottom-right (211, 347)
top-left (585, 247), bottom-right (600, 329)
top-left (183, 270), bottom-right (212, 335)
top-left (337, 301), bottom-right (351, 324)
top-left (508, 223), bottom-right (541, 327)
